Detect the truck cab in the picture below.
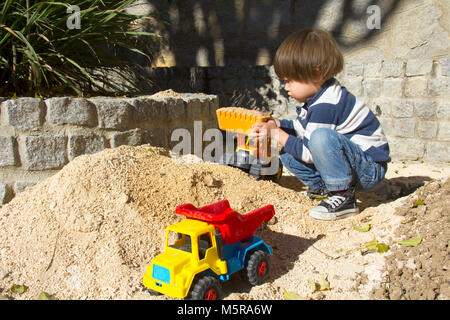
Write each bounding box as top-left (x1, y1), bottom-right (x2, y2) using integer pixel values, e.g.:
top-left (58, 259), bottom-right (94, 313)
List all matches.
top-left (143, 219), bottom-right (227, 299)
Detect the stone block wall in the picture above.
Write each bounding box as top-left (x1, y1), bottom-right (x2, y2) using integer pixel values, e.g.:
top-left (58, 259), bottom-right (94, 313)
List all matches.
top-left (0, 94), bottom-right (219, 205)
top-left (336, 58), bottom-right (449, 162)
top-left (148, 65), bottom-right (276, 111)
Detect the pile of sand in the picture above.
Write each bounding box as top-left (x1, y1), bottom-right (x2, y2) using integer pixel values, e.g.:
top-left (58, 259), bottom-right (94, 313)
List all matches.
top-left (150, 89), bottom-right (183, 99)
top-left (0, 145), bottom-right (315, 300)
top-left (2, 144), bottom-right (448, 300)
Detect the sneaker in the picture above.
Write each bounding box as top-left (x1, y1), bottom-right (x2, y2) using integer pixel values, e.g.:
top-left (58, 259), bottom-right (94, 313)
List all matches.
top-left (300, 185), bottom-right (329, 199)
top-left (309, 188), bottom-right (359, 221)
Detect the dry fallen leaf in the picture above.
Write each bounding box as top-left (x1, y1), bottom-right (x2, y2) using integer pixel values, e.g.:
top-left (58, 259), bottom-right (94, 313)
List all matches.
top-left (283, 289), bottom-right (310, 300)
top-left (395, 237), bottom-right (423, 247)
top-left (10, 284), bottom-right (28, 295)
top-left (352, 222), bottom-right (371, 232)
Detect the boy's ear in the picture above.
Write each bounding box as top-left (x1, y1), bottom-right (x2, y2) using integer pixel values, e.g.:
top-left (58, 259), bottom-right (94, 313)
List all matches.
top-left (312, 68), bottom-right (324, 84)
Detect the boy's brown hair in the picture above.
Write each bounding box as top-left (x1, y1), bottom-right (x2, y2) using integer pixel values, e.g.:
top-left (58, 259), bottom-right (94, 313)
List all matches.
top-left (274, 28), bottom-right (344, 82)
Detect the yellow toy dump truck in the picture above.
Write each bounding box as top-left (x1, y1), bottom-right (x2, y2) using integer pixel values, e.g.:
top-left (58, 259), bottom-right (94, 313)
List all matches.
top-left (142, 200), bottom-right (275, 300)
top-left (216, 107), bottom-right (283, 182)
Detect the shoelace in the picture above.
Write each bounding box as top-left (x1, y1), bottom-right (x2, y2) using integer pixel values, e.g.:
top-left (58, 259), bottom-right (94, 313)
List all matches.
top-left (324, 194), bottom-right (346, 209)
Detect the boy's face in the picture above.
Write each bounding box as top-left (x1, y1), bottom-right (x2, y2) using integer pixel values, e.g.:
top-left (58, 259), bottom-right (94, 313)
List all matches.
top-left (283, 79), bottom-right (322, 103)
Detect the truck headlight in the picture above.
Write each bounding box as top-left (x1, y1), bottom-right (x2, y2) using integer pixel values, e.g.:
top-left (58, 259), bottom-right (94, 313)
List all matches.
top-left (152, 265), bottom-right (170, 284)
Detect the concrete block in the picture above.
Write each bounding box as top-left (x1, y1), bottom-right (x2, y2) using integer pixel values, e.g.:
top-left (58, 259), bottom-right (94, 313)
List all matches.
top-left (110, 128), bottom-right (143, 148)
top-left (149, 67), bottom-right (169, 79)
top-left (388, 137), bottom-right (425, 160)
top-left (0, 136), bottom-right (17, 166)
top-left (91, 98), bottom-right (132, 129)
top-left (364, 61), bottom-right (382, 78)
top-left (184, 94), bottom-right (219, 118)
top-left (222, 66), bottom-right (240, 79)
top-left (414, 100), bottom-right (436, 119)
top-left (167, 78), bottom-right (190, 92)
top-left (344, 62), bottom-right (364, 77)
top-left (156, 97), bottom-right (186, 121)
top-left (428, 77), bottom-right (450, 97)
top-left (406, 59), bottom-right (433, 76)
top-left (0, 182), bottom-right (6, 205)
top-left (379, 117), bottom-right (393, 136)
top-left (14, 181), bottom-right (37, 195)
top-left (383, 79), bottom-right (404, 98)
top-left (23, 135), bottom-right (66, 170)
top-left (363, 79), bottom-right (382, 98)
top-left (436, 101), bottom-right (450, 120)
top-left (343, 78), bottom-right (363, 97)
top-left (394, 118), bottom-right (415, 138)
top-left (131, 97), bottom-right (166, 122)
top-left (184, 96), bottom-right (204, 120)
top-left (439, 57), bottom-right (450, 76)
top-left (437, 122), bottom-right (450, 141)
top-left (371, 98), bottom-right (391, 117)
top-left (46, 97), bottom-right (97, 127)
top-left (3, 98), bottom-right (44, 131)
top-left (417, 121), bottom-right (437, 139)
top-left (382, 60), bottom-right (404, 78)
top-left (391, 99), bottom-right (414, 118)
top-left (405, 77), bottom-right (428, 98)
top-left (68, 134), bottom-right (105, 161)
top-left (205, 66), bottom-right (223, 79)
top-left (143, 128), bottom-right (168, 147)
top-left (208, 95), bottom-right (220, 118)
top-left (425, 142), bottom-right (449, 162)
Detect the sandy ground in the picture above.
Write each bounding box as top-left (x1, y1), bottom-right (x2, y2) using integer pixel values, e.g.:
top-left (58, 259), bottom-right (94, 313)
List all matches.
top-left (222, 159), bottom-right (450, 300)
top-left (0, 145), bottom-right (448, 300)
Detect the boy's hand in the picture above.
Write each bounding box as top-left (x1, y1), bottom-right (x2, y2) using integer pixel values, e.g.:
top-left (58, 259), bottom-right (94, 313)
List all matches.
top-left (250, 118), bottom-right (279, 139)
top-left (250, 118), bottom-right (289, 146)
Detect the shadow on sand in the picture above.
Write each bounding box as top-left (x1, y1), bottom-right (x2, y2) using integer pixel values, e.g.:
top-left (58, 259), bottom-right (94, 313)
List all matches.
top-left (221, 228), bottom-right (322, 298)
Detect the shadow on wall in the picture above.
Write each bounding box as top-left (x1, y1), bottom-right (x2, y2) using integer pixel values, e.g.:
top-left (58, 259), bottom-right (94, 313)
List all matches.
top-left (142, 0), bottom-right (403, 67)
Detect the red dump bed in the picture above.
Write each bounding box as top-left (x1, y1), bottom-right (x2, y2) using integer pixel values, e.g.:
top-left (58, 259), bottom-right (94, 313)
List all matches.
top-left (175, 200), bottom-right (275, 245)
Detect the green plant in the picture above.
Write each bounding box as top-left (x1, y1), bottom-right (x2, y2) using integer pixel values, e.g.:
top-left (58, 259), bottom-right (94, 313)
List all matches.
top-left (0, 0), bottom-right (159, 96)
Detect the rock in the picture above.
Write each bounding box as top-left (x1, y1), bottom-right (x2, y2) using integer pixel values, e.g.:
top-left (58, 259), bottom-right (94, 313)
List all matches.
top-left (46, 97), bottom-right (97, 127)
top-left (111, 129), bottom-right (143, 148)
top-left (2, 98), bottom-right (45, 131)
top-left (406, 59), bottom-right (433, 76)
top-left (68, 134), bottom-right (105, 161)
top-left (22, 135), bottom-right (67, 170)
top-left (90, 98), bottom-right (133, 130)
top-left (382, 60), bottom-right (404, 78)
top-left (0, 136), bottom-right (17, 167)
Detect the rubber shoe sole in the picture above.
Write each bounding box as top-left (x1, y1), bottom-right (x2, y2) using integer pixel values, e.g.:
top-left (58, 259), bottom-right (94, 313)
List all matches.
top-left (309, 206), bottom-right (360, 221)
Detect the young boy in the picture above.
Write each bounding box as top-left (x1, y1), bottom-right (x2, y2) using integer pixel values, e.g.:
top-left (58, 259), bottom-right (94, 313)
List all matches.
top-left (251, 28), bottom-right (390, 221)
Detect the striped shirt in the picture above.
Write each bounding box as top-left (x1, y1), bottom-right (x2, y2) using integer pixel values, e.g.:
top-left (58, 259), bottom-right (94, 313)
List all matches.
top-left (279, 78), bottom-right (390, 164)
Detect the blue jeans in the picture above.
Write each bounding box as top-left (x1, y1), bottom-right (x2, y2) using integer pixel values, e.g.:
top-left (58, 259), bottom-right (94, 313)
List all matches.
top-left (280, 128), bottom-right (387, 192)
